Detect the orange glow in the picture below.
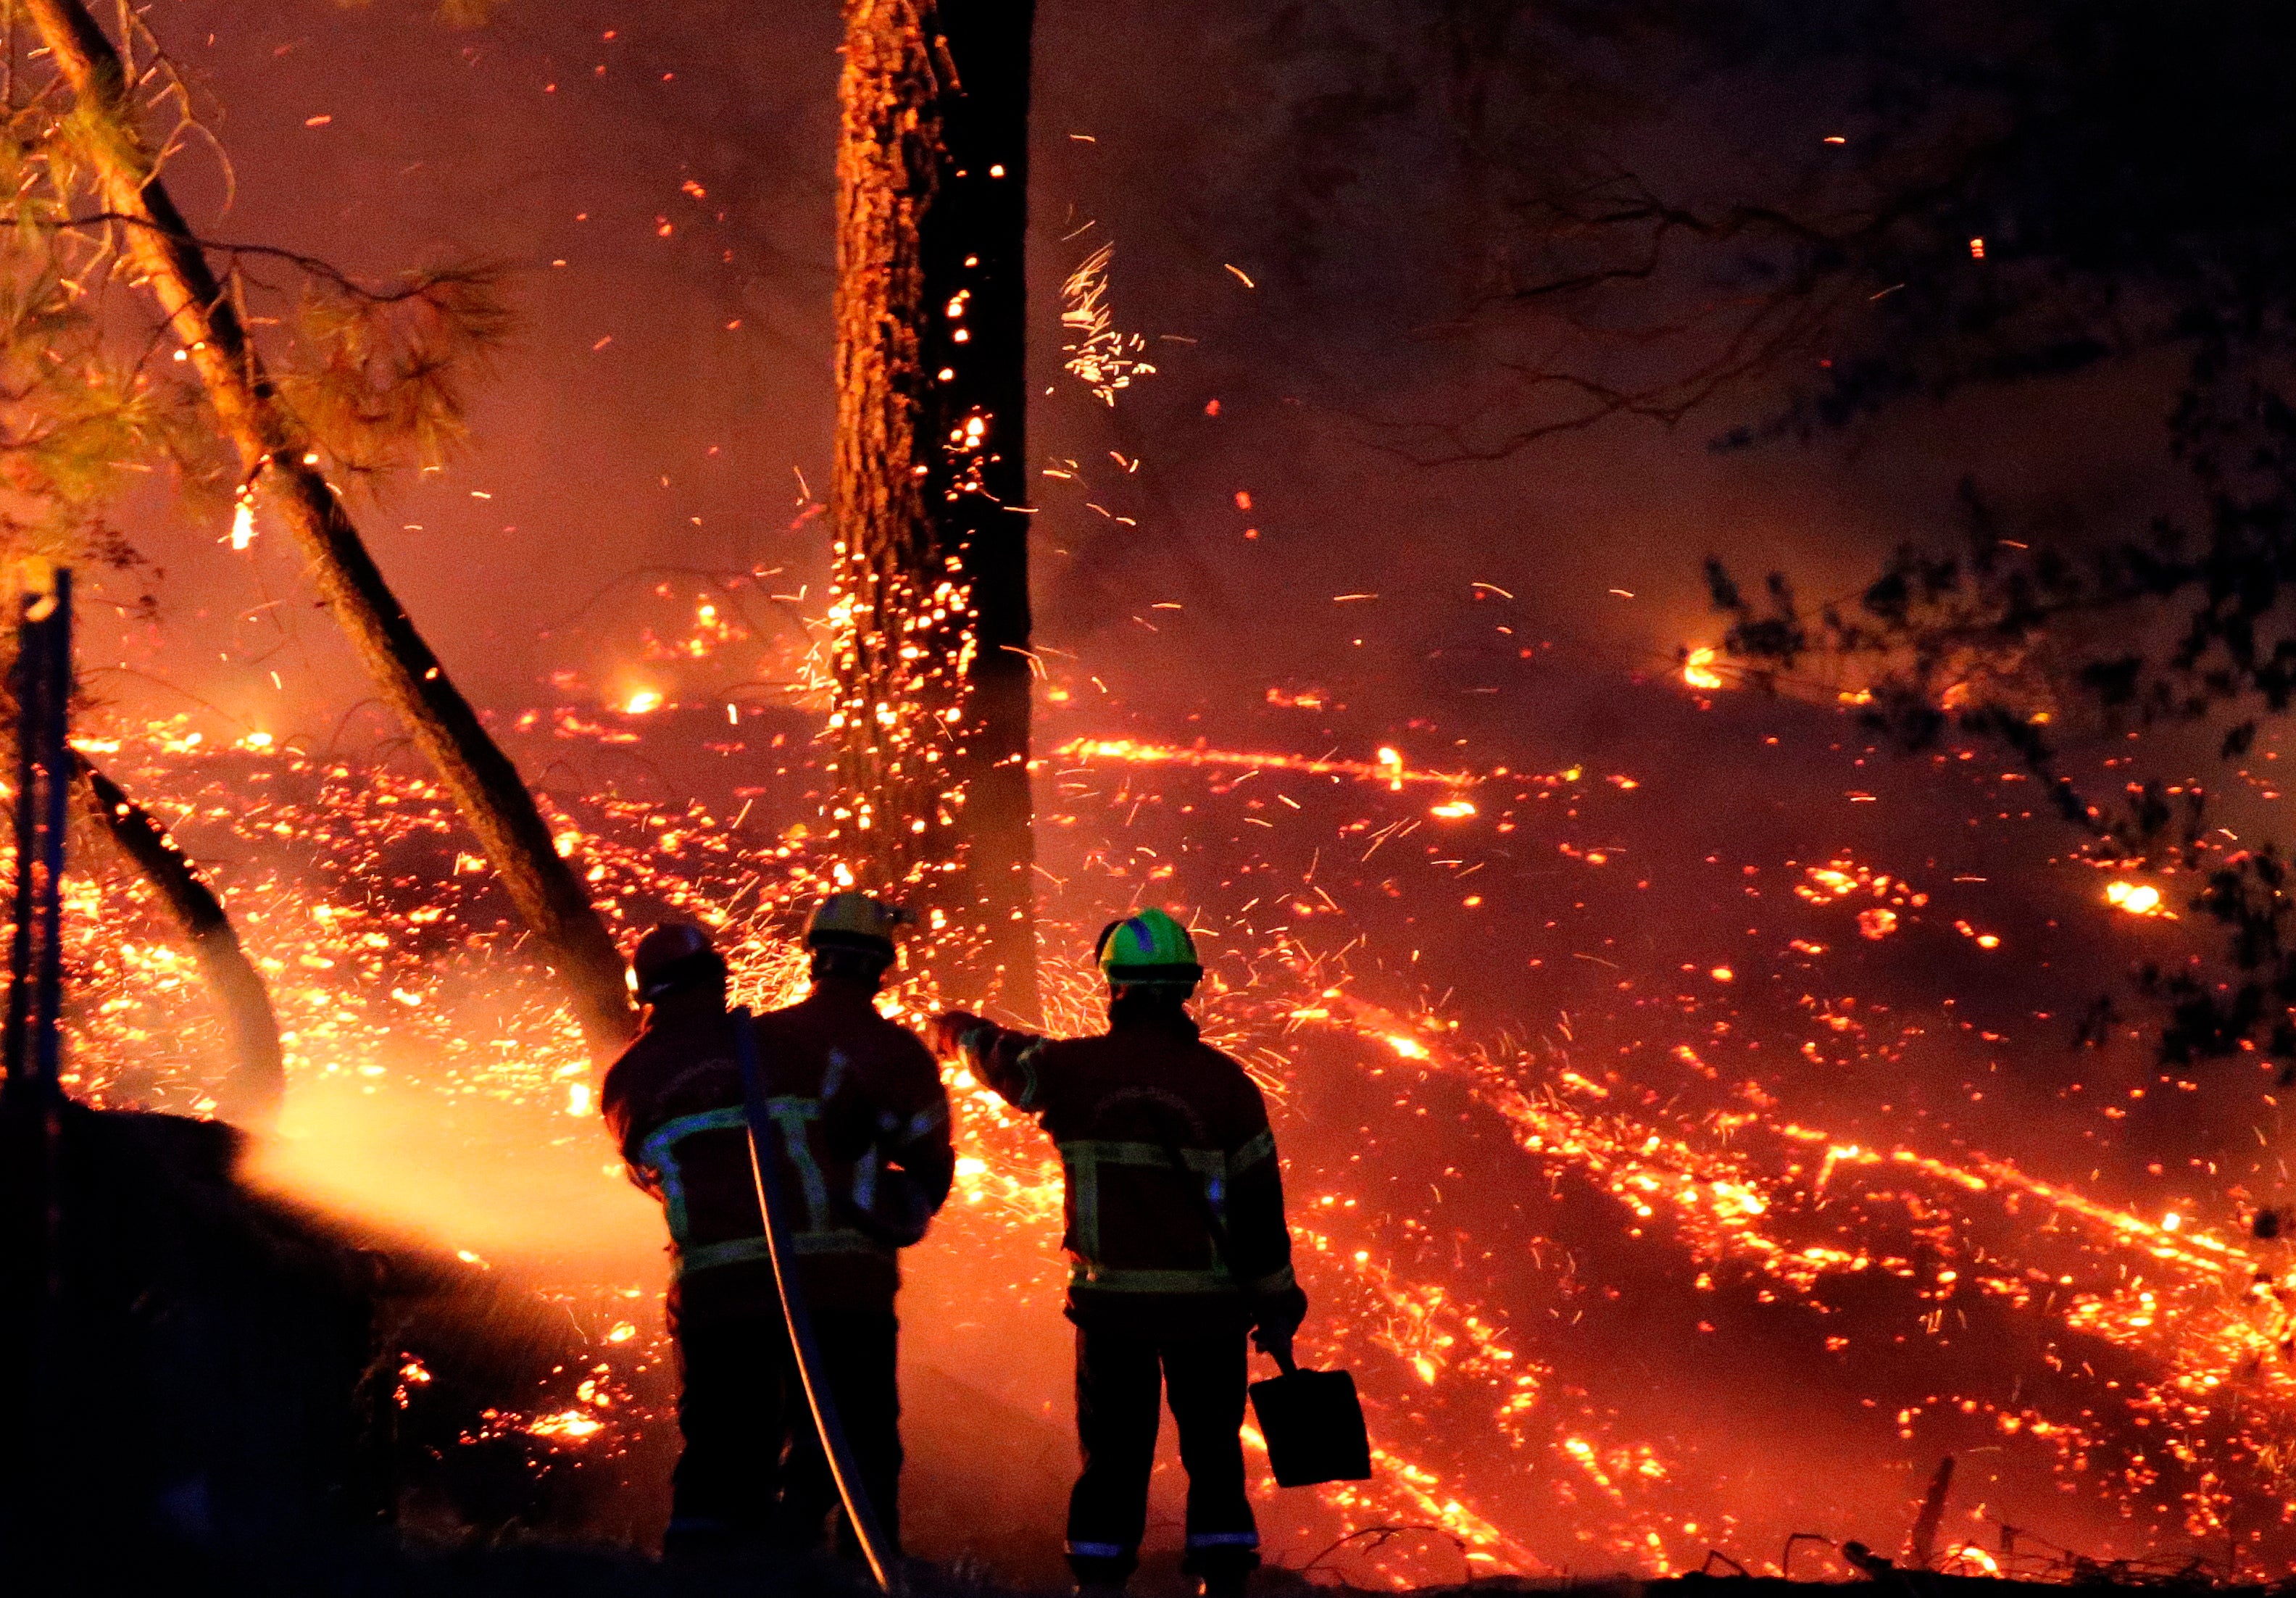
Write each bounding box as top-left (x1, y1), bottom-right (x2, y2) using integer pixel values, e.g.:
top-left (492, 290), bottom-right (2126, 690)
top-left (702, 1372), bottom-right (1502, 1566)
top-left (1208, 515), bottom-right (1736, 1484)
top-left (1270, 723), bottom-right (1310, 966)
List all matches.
top-left (2108, 881), bottom-right (2165, 916)
top-left (1681, 646), bottom-right (1725, 691)
top-left (1060, 735), bottom-right (1474, 791)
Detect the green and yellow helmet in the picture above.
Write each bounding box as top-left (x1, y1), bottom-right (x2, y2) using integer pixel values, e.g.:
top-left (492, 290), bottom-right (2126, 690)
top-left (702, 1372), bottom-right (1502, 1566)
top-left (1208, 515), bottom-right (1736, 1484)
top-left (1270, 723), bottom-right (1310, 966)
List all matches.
top-left (1094, 907), bottom-right (1202, 989)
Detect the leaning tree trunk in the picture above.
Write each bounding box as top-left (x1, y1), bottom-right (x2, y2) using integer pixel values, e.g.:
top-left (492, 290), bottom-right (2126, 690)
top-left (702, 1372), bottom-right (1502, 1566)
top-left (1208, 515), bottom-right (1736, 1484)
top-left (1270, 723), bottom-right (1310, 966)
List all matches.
top-left (78, 761), bottom-right (283, 1127)
top-left (25, 0), bottom-right (636, 1057)
top-left (833, 0), bottom-right (1039, 1020)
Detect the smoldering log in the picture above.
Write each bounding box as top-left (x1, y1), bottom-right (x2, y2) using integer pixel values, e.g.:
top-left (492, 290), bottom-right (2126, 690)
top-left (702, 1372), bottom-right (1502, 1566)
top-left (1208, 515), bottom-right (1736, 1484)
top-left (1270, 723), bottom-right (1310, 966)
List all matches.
top-left (78, 758), bottom-right (283, 1127)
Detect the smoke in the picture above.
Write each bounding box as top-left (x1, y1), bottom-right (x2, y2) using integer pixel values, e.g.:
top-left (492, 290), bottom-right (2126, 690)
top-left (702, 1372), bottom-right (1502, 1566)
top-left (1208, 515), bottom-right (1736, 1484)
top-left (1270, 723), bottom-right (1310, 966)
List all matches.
top-left (245, 1077), bottom-right (661, 1274)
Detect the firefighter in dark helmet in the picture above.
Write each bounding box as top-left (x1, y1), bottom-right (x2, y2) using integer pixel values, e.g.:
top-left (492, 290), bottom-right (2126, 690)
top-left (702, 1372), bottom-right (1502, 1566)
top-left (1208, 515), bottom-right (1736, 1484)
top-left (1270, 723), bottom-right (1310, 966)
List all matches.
top-left (602, 897), bottom-right (953, 1559)
top-left (931, 908), bottom-right (1307, 1598)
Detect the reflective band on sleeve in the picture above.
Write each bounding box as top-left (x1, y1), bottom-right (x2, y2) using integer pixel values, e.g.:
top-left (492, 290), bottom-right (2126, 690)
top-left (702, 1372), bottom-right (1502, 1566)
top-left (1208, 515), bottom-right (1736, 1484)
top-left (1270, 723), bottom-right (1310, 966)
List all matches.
top-left (1186, 1532), bottom-right (1261, 1549)
top-left (1066, 1541), bottom-right (1133, 1560)
top-left (1244, 1263), bottom-right (1297, 1296)
top-left (1228, 1127), bottom-right (1276, 1170)
top-left (637, 1107), bottom-right (749, 1175)
top-left (904, 1102), bottom-right (948, 1142)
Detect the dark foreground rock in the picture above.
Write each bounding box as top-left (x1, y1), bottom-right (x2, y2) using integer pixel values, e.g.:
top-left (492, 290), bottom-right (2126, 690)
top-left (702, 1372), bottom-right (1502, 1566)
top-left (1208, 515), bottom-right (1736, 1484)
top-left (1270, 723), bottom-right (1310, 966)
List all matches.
top-left (0, 1099), bottom-right (383, 1545)
top-left (0, 1099), bottom-right (631, 1551)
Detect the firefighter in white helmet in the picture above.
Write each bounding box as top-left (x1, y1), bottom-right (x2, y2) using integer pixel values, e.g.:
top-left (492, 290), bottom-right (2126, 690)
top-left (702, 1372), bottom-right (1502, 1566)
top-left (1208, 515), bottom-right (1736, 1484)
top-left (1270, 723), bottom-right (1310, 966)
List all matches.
top-left (602, 897), bottom-right (952, 1560)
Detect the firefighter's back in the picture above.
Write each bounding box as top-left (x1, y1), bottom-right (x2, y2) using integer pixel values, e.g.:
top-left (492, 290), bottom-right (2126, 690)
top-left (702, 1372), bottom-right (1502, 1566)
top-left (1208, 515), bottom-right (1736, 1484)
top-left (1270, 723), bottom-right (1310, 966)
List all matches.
top-left (1031, 1023), bottom-right (1264, 1146)
top-left (1026, 1019), bottom-right (1272, 1326)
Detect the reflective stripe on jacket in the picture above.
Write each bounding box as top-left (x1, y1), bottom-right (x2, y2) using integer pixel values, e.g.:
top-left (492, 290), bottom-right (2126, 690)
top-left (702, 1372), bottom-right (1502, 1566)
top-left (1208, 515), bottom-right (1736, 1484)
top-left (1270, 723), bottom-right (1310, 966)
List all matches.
top-left (1058, 1129), bottom-right (1294, 1295)
top-left (602, 979), bottom-right (954, 1313)
top-left (631, 1103), bottom-right (886, 1278)
top-left (958, 1008), bottom-right (1297, 1323)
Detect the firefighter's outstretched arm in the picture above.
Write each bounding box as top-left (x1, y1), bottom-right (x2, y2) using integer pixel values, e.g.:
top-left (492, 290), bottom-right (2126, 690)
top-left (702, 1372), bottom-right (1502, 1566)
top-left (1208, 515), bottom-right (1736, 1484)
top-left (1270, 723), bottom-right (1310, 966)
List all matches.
top-left (930, 1010), bottom-right (1050, 1114)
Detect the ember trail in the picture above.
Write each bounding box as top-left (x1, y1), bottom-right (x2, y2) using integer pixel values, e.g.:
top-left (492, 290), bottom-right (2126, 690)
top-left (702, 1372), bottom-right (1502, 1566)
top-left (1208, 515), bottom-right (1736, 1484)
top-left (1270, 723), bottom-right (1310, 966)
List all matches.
top-left (43, 689), bottom-right (2296, 1581)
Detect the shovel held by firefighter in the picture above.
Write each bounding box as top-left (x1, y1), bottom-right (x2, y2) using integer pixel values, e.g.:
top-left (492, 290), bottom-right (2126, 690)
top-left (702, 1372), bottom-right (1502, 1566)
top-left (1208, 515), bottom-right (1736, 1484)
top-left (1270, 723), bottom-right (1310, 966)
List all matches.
top-left (733, 1003), bottom-right (899, 1591)
top-left (1247, 1344), bottom-right (1371, 1490)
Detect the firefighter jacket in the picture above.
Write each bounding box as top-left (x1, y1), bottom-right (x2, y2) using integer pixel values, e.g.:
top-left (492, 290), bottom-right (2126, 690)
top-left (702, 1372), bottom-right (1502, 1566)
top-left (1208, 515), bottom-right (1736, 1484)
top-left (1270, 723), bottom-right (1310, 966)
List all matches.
top-left (954, 1004), bottom-right (1298, 1332)
top-left (602, 979), bottom-right (954, 1317)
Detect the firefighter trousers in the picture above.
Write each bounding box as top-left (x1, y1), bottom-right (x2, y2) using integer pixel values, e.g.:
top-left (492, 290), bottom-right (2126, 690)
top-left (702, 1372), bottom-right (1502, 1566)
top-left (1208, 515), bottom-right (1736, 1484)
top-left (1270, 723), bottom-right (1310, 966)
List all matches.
top-left (1065, 1320), bottom-right (1259, 1584)
top-left (668, 1304), bottom-right (902, 1557)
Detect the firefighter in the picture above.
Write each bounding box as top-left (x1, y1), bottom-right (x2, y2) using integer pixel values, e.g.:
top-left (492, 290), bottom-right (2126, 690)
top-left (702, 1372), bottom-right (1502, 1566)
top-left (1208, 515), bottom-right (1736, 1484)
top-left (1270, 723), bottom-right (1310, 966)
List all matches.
top-left (931, 908), bottom-right (1307, 1598)
top-left (602, 899), bottom-right (953, 1560)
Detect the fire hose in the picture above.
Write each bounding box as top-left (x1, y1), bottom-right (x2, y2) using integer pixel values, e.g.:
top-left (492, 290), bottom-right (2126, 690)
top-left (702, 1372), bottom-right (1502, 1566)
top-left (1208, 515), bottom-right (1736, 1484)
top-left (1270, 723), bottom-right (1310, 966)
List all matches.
top-left (733, 1005), bottom-right (899, 1590)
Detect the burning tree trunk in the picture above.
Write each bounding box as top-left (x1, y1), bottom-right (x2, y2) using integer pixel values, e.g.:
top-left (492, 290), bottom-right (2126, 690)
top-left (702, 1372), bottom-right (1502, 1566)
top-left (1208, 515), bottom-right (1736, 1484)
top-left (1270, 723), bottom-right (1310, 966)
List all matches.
top-left (23, 0), bottom-right (636, 1057)
top-left (832, 0), bottom-right (1039, 1020)
top-left (78, 761), bottom-right (283, 1127)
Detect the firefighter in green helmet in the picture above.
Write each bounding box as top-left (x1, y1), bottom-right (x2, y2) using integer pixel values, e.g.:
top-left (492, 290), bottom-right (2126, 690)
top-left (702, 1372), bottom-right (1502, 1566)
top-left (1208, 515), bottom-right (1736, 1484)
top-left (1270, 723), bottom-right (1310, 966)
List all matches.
top-left (931, 908), bottom-right (1307, 1598)
top-left (603, 896), bottom-right (952, 1560)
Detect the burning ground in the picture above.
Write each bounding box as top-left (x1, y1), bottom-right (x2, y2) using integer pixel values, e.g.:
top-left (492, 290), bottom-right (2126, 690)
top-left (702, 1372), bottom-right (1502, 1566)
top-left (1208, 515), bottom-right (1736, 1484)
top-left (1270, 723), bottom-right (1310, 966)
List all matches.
top-left (49, 619), bottom-right (2296, 1585)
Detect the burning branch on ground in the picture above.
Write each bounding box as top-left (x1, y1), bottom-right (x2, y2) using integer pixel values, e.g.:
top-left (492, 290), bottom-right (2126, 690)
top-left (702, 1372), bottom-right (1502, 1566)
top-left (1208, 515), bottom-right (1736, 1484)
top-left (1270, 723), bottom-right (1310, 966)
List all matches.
top-left (77, 758), bottom-right (280, 1126)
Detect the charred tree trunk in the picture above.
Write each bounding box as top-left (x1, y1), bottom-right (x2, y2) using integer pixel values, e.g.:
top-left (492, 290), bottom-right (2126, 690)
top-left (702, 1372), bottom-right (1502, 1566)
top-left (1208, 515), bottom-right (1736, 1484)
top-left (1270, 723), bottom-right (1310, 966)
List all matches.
top-left (833, 0), bottom-right (1039, 1020)
top-left (25, 0), bottom-right (636, 1057)
top-left (78, 761), bottom-right (283, 1128)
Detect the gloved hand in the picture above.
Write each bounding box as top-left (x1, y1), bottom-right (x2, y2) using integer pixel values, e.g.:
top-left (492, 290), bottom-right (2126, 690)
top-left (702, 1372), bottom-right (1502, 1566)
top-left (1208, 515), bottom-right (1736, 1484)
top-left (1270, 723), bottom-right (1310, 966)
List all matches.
top-left (1250, 1283), bottom-right (1308, 1361)
top-left (928, 1010), bottom-right (984, 1060)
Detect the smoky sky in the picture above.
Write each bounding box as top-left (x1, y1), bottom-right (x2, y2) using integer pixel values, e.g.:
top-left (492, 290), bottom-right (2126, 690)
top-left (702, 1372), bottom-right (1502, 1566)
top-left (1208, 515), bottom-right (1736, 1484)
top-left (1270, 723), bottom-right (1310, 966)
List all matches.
top-left (82, 0), bottom-right (2188, 753)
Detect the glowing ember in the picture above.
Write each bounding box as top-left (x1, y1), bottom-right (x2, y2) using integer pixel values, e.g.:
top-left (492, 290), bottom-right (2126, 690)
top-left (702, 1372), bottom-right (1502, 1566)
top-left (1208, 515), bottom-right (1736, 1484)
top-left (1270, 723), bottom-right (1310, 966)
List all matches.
top-left (2108, 880), bottom-right (2166, 916)
top-left (527, 1410), bottom-right (605, 1442)
top-left (1681, 646), bottom-right (1725, 690)
top-left (1060, 736), bottom-right (1474, 791)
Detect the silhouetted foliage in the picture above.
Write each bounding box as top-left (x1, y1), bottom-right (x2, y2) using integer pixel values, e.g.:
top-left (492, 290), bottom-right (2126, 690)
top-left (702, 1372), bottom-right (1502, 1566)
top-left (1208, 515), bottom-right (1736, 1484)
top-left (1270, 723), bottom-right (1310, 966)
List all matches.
top-left (1630, 3), bottom-right (2296, 1068)
top-left (1236, 0), bottom-right (2296, 1067)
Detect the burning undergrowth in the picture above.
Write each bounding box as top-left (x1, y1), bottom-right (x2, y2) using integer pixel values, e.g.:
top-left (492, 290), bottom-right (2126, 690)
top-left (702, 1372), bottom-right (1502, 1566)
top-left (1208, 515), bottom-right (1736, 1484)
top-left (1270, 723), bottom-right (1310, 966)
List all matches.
top-left (38, 669), bottom-right (2296, 1584)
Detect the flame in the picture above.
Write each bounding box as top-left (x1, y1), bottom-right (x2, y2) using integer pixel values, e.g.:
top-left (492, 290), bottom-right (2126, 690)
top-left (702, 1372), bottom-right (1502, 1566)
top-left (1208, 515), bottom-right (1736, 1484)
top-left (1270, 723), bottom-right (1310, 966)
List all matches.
top-left (526, 1410), bottom-right (604, 1442)
top-left (2108, 881), bottom-right (2165, 916)
top-left (1061, 736), bottom-right (1473, 791)
top-left (1681, 647), bottom-right (1725, 691)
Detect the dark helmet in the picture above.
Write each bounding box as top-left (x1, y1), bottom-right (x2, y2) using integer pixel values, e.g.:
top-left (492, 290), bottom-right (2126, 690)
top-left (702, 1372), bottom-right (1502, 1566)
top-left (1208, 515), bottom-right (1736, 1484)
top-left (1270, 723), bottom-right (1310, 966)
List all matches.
top-left (630, 922), bottom-right (726, 1003)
